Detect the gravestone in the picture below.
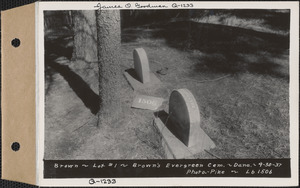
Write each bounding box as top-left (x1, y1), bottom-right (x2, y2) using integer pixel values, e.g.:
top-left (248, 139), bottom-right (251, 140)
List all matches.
top-left (123, 48), bottom-right (160, 90)
top-left (169, 89), bottom-right (202, 147)
top-left (133, 48), bottom-right (150, 83)
top-left (153, 88), bottom-right (215, 159)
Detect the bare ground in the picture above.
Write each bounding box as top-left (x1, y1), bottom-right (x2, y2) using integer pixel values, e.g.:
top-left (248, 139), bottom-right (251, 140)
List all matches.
top-left (44, 20), bottom-right (289, 159)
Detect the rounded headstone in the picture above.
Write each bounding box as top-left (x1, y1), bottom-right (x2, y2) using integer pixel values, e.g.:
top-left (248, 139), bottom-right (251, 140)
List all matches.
top-left (133, 48), bottom-right (150, 83)
top-left (169, 89), bottom-right (201, 147)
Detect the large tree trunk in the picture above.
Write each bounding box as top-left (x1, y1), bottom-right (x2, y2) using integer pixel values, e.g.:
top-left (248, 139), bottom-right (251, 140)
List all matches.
top-left (96, 10), bottom-right (122, 126)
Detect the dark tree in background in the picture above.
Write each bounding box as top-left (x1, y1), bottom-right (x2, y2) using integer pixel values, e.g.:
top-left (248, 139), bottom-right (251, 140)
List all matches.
top-left (96, 10), bottom-right (122, 126)
top-left (71, 10), bottom-right (99, 108)
top-left (72, 10), bottom-right (98, 63)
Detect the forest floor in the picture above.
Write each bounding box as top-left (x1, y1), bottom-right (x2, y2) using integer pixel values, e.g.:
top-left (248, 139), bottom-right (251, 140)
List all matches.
top-left (44, 17), bottom-right (290, 159)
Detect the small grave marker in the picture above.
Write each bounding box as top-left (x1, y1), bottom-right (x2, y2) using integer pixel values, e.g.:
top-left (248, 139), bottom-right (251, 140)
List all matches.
top-left (123, 48), bottom-right (160, 90)
top-left (132, 95), bottom-right (164, 111)
top-left (154, 88), bottom-right (215, 159)
top-left (133, 48), bottom-right (150, 83)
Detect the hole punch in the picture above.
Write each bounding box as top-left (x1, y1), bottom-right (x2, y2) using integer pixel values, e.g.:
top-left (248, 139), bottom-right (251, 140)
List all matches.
top-left (11, 38), bottom-right (21, 47)
top-left (11, 142), bottom-right (20, 151)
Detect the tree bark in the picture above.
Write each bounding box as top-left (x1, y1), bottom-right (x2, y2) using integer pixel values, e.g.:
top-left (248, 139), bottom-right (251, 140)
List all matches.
top-left (96, 10), bottom-right (122, 126)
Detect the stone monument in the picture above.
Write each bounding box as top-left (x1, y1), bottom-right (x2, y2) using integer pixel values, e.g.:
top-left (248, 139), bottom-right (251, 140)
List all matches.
top-left (154, 89), bottom-right (216, 159)
top-left (133, 48), bottom-right (150, 83)
top-left (124, 48), bottom-right (160, 90)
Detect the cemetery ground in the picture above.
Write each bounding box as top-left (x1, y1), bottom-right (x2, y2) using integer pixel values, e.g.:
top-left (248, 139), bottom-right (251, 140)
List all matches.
top-left (44, 13), bottom-right (289, 160)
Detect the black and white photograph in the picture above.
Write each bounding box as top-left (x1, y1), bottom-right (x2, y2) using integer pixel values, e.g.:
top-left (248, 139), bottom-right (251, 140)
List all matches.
top-left (40, 2), bottom-right (297, 185)
top-left (44, 8), bottom-right (290, 159)
top-left (1, 1), bottom-right (298, 187)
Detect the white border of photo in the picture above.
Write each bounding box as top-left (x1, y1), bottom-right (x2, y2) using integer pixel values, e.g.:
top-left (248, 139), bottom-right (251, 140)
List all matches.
top-left (37, 1), bottom-right (299, 186)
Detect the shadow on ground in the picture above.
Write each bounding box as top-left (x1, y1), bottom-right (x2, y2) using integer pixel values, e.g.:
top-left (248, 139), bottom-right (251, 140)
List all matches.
top-left (45, 37), bottom-right (100, 115)
top-left (122, 20), bottom-right (289, 79)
